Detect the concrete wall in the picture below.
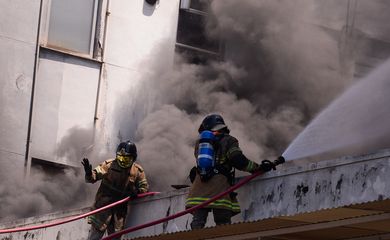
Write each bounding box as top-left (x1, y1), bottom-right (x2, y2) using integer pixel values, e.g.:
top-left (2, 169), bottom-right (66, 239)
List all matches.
top-left (0, 208), bottom-right (90, 240)
top-left (0, 0), bottom-right (40, 172)
top-left (240, 149), bottom-right (390, 221)
top-left (1, 149), bottom-right (390, 239)
top-left (313, 0), bottom-right (390, 78)
top-left (30, 51), bottom-right (101, 165)
top-left (1, 0), bottom-right (390, 180)
top-left (98, 0), bottom-right (179, 151)
top-left (1, 1), bottom-right (390, 239)
top-left (0, 0), bottom-right (180, 172)
top-left (125, 149), bottom-right (390, 239)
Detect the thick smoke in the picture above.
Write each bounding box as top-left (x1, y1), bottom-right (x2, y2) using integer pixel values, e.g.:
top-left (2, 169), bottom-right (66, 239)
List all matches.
top-left (133, 0), bottom-right (352, 191)
top-left (209, 0), bottom-right (347, 114)
top-left (56, 126), bottom-right (96, 166)
top-left (0, 127), bottom-right (100, 222)
top-left (0, 162), bottom-right (96, 222)
top-left (2, 0), bottom-right (387, 222)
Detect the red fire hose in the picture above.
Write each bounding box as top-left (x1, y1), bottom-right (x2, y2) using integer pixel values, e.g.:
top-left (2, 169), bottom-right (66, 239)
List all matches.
top-left (0, 192), bottom-right (159, 234)
top-left (104, 156), bottom-right (285, 240)
top-left (103, 170), bottom-right (265, 240)
top-left (0, 157), bottom-right (284, 238)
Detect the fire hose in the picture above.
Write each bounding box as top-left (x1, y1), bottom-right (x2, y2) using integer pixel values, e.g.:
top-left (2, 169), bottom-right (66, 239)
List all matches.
top-left (103, 156), bottom-right (285, 240)
top-left (0, 192), bottom-right (159, 234)
top-left (0, 156), bottom-right (284, 237)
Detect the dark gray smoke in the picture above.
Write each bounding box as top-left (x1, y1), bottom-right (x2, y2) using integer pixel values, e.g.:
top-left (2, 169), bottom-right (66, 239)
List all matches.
top-left (133, 0), bottom-right (354, 190)
top-left (0, 126), bottom-right (100, 222)
top-left (1, 0), bottom-right (388, 221)
top-left (0, 163), bottom-right (96, 222)
top-left (57, 126), bottom-right (95, 165)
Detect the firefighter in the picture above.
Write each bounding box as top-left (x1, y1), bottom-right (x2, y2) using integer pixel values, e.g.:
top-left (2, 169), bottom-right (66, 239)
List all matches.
top-left (186, 114), bottom-right (276, 229)
top-left (81, 141), bottom-right (149, 240)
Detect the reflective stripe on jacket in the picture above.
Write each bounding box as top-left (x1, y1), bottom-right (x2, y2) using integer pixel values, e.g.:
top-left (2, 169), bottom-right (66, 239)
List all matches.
top-left (85, 159), bottom-right (149, 231)
top-left (186, 197), bottom-right (240, 212)
top-left (186, 172), bottom-right (240, 214)
top-left (187, 134), bottom-right (259, 214)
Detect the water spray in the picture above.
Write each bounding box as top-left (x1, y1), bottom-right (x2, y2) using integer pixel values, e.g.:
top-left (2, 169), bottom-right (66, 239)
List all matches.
top-left (273, 155), bottom-right (286, 165)
top-left (282, 59), bottom-right (390, 162)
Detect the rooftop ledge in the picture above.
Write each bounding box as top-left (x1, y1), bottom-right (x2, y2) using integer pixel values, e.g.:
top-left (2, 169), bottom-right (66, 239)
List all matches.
top-left (1, 148), bottom-right (390, 240)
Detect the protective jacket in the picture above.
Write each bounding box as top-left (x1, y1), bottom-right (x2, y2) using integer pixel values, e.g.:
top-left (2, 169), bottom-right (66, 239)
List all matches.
top-left (186, 134), bottom-right (259, 214)
top-left (85, 159), bottom-right (148, 232)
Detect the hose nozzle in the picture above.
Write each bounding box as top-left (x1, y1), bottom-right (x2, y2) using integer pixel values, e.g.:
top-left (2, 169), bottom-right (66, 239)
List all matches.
top-left (273, 156), bottom-right (285, 166)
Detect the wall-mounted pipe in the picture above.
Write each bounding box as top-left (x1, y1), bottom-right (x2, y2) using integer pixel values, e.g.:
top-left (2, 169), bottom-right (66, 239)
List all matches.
top-left (24, 0), bottom-right (44, 176)
top-left (93, 0), bottom-right (110, 123)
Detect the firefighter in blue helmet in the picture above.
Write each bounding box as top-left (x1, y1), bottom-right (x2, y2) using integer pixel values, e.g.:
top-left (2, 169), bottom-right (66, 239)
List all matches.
top-left (186, 114), bottom-right (276, 229)
top-left (82, 141), bottom-right (149, 240)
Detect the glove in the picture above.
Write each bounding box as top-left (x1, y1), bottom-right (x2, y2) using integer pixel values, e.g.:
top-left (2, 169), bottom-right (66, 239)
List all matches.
top-left (81, 158), bottom-right (92, 176)
top-left (259, 160), bottom-right (276, 172)
top-left (129, 191), bottom-right (138, 199)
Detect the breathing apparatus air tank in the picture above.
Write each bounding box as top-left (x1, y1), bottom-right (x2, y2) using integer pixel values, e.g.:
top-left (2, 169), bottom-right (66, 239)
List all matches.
top-left (197, 130), bottom-right (216, 177)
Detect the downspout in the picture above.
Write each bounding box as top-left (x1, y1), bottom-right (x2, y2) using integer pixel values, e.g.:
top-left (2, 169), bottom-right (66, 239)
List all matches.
top-left (24, 0), bottom-right (44, 176)
top-left (90, 0), bottom-right (111, 156)
top-left (93, 0), bottom-right (111, 123)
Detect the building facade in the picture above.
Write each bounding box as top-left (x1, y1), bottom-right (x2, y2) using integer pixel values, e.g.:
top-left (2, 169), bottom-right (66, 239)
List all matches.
top-left (1, 0), bottom-right (390, 239)
top-left (1, 0), bottom-right (390, 181)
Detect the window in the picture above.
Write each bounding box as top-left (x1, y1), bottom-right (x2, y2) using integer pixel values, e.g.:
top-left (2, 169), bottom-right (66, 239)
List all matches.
top-left (176, 0), bottom-right (222, 64)
top-left (188, 0), bottom-right (210, 12)
top-left (46, 0), bottom-right (99, 56)
top-left (180, 0), bottom-right (210, 12)
top-left (177, 10), bottom-right (219, 52)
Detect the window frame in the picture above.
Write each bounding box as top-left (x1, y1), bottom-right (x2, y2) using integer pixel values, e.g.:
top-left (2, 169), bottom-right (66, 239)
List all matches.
top-left (176, 0), bottom-right (222, 63)
top-left (41, 0), bottom-right (101, 59)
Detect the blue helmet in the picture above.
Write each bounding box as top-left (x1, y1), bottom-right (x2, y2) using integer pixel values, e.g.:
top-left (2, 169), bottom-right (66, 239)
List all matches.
top-left (198, 114), bottom-right (228, 133)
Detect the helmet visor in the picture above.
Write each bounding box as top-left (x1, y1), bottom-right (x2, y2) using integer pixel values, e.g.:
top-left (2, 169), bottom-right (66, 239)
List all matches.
top-left (210, 123), bottom-right (227, 131)
top-left (116, 154), bottom-right (133, 168)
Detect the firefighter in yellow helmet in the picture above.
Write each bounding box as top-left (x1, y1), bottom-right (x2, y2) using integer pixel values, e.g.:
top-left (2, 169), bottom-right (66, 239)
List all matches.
top-left (82, 141), bottom-right (149, 240)
top-left (186, 114), bottom-right (276, 229)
